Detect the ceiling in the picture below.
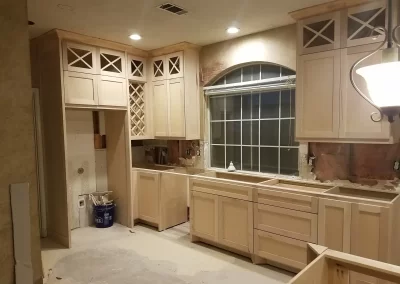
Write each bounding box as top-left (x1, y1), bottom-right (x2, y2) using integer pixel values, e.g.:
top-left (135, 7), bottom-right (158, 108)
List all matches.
top-left (27, 0), bottom-right (332, 50)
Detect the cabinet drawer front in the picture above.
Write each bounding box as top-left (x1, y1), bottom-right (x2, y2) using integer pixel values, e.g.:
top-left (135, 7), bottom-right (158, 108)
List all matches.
top-left (254, 229), bottom-right (308, 271)
top-left (255, 204), bottom-right (317, 242)
top-left (190, 191), bottom-right (218, 242)
top-left (255, 188), bottom-right (318, 213)
top-left (190, 178), bottom-right (253, 201)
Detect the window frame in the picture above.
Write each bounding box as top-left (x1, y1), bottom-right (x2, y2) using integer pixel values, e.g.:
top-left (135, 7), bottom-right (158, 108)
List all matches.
top-left (205, 63), bottom-right (301, 176)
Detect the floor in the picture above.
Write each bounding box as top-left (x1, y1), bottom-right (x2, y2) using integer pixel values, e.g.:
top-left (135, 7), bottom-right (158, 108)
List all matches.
top-left (42, 223), bottom-right (294, 284)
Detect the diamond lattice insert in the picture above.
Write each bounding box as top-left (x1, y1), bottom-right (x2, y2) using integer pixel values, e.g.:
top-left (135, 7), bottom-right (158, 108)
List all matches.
top-left (131, 60), bottom-right (144, 77)
top-left (100, 53), bottom-right (122, 74)
top-left (303, 19), bottom-right (335, 48)
top-left (169, 56), bottom-right (180, 75)
top-left (129, 82), bottom-right (146, 136)
top-left (153, 60), bottom-right (164, 77)
top-left (67, 47), bottom-right (93, 69)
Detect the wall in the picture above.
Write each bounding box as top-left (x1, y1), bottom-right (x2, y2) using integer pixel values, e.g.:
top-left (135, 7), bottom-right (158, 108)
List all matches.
top-left (0, 0), bottom-right (43, 283)
top-left (200, 24), bottom-right (297, 86)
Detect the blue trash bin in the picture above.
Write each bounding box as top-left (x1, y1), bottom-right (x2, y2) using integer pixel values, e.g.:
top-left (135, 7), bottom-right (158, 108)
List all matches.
top-left (93, 203), bottom-right (115, 228)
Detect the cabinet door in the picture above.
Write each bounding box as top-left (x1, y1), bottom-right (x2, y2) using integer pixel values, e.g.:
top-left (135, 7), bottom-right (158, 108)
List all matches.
top-left (298, 12), bottom-right (340, 55)
top-left (255, 204), bottom-right (317, 243)
top-left (63, 42), bottom-right (97, 74)
top-left (318, 198), bottom-right (351, 253)
top-left (153, 80), bottom-right (168, 137)
top-left (218, 196), bottom-right (253, 253)
top-left (129, 82), bottom-right (151, 139)
top-left (350, 203), bottom-right (390, 284)
top-left (166, 52), bottom-right (184, 79)
top-left (168, 78), bottom-right (185, 137)
top-left (98, 76), bottom-right (127, 107)
top-left (343, 0), bottom-right (387, 48)
top-left (296, 50), bottom-right (341, 139)
top-left (127, 54), bottom-right (146, 82)
top-left (340, 44), bottom-right (390, 140)
top-left (190, 191), bottom-right (218, 242)
top-left (137, 171), bottom-right (160, 224)
top-left (99, 48), bottom-right (126, 78)
top-left (152, 56), bottom-right (166, 81)
top-left (64, 71), bottom-right (97, 105)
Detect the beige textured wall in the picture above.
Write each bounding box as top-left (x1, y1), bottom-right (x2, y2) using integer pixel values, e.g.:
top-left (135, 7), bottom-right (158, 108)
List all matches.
top-left (0, 0), bottom-right (43, 283)
top-left (200, 24), bottom-right (297, 86)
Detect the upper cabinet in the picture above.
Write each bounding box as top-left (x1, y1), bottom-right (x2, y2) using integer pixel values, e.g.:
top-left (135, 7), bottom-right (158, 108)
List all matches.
top-left (99, 48), bottom-right (126, 78)
top-left (297, 12), bottom-right (341, 55)
top-left (342, 0), bottom-right (387, 48)
top-left (63, 42), bottom-right (97, 74)
top-left (127, 54), bottom-right (146, 82)
top-left (129, 82), bottom-right (152, 139)
top-left (150, 49), bottom-right (200, 140)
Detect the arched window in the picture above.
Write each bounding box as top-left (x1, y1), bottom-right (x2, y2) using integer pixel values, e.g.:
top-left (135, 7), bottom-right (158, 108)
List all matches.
top-left (204, 63), bottom-right (298, 176)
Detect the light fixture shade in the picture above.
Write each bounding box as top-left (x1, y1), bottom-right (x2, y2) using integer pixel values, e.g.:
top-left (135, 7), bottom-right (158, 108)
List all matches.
top-left (356, 61), bottom-right (400, 108)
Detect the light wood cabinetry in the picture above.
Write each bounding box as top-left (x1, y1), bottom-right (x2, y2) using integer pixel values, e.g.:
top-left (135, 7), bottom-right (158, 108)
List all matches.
top-left (150, 49), bottom-right (200, 139)
top-left (129, 82), bottom-right (152, 139)
top-left (190, 191), bottom-right (218, 242)
top-left (99, 48), bottom-right (126, 78)
top-left (63, 42), bottom-right (97, 74)
top-left (98, 76), bottom-right (127, 107)
top-left (64, 72), bottom-right (97, 105)
top-left (137, 171), bottom-right (160, 224)
top-left (255, 204), bottom-right (317, 242)
top-left (298, 12), bottom-right (341, 55)
top-left (254, 229), bottom-right (308, 271)
top-left (318, 198), bottom-right (351, 253)
top-left (218, 196), bottom-right (253, 253)
top-left (127, 54), bottom-right (146, 82)
top-left (296, 50), bottom-right (341, 139)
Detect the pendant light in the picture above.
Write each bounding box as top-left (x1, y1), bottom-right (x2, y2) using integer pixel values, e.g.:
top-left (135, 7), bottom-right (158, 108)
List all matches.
top-left (350, 0), bottom-right (400, 123)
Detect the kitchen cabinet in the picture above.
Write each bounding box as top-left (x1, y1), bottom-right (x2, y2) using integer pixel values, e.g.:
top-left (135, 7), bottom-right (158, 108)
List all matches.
top-left (296, 49), bottom-right (341, 139)
top-left (340, 44), bottom-right (395, 141)
top-left (98, 76), bottom-right (127, 107)
top-left (190, 191), bottom-right (218, 242)
top-left (129, 82), bottom-right (152, 139)
top-left (318, 198), bottom-right (351, 253)
top-left (99, 48), bottom-right (126, 78)
top-left (297, 12), bottom-right (340, 55)
top-left (127, 54), bottom-right (146, 82)
top-left (150, 49), bottom-right (200, 139)
top-left (342, 0), bottom-right (387, 48)
top-left (137, 171), bottom-right (160, 225)
top-left (64, 71), bottom-right (97, 105)
top-left (62, 42), bottom-right (97, 74)
top-left (218, 196), bottom-right (253, 253)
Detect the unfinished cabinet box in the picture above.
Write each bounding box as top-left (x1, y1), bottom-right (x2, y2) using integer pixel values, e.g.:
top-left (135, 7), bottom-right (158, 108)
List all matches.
top-left (342, 0), bottom-right (387, 48)
top-left (190, 191), bottom-right (218, 242)
top-left (318, 198), bottom-right (351, 253)
top-left (150, 49), bottom-right (200, 139)
top-left (254, 203), bottom-right (317, 243)
top-left (297, 12), bottom-right (340, 55)
top-left (254, 229), bottom-right (308, 271)
top-left (137, 171), bottom-right (160, 225)
top-left (218, 196), bottom-right (253, 253)
top-left (64, 71), bottom-right (97, 105)
top-left (127, 54), bottom-right (146, 82)
top-left (62, 41), bottom-right (97, 74)
top-left (296, 50), bottom-right (341, 139)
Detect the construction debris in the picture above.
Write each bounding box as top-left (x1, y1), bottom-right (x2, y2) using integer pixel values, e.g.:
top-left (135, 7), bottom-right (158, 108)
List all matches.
top-left (89, 191), bottom-right (113, 206)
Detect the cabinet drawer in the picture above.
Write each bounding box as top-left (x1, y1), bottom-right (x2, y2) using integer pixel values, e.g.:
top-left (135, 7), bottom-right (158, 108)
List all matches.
top-left (190, 178), bottom-right (253, 201)
top-left (255, 188), bottom-right (318, 213)
top-left (254, 229), bottom-right (308, 271)
top-left (254, 204), bottom-right (317, 242)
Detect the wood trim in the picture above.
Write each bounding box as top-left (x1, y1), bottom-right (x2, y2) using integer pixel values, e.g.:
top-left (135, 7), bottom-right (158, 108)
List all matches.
top-left (148, 42), bottom-right (201, 57)
top-left (289, 0), bottom-right (376, 20)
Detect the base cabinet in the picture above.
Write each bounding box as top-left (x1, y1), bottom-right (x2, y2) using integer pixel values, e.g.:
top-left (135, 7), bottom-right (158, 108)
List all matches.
top-left (191, 191), bottom-right (253, 253)
top-left (137, 171), bottom-right (160, 225)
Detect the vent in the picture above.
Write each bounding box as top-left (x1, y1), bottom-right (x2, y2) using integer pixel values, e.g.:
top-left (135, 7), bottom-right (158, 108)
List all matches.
top-left (158, 3), bottom-right (188, 15)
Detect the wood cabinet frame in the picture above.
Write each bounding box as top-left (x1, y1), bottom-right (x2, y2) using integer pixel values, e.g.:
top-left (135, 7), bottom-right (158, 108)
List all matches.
top-left (99, 48), bottom-right (126, 78)
top-left (127, 54), bottom-right (147, 82)
top-left (62, 41), bottom-right (97, 74)
top-left (64, 71), bottom-right (98, 106)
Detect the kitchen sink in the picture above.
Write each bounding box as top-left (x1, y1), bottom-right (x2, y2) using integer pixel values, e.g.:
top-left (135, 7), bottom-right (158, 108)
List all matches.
top-left (324, 186), bottom-right (398, 202)
top-left (259, 179), bottom-right (333, 193)
top-left (198, 171), bottom-right (271, 183)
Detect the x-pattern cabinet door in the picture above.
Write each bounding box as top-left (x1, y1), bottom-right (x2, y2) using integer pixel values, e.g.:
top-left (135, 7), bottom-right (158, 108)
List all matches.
top-left (343, 0), bottom-right (387, 48)
top-left (127, 54), bottom-right (146, 82)
top-left (99, 48), bottom-right (126, 78)
top-left (63, 42), bottom-right (97, 74)
top-left (298, 12), bottom-right (341, 55)
top-left (166, 52), bottom-right (184, 79)
top-left (152, 56), bottom-right (166, 81)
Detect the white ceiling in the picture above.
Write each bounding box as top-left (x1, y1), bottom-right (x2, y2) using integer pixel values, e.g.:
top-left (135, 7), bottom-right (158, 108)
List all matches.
top-left (27, 0), bottom-right (332, 50)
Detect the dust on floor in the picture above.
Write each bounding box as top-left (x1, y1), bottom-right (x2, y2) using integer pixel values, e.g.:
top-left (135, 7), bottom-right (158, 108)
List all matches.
top-left (42, 223), bottom-right (294, 284)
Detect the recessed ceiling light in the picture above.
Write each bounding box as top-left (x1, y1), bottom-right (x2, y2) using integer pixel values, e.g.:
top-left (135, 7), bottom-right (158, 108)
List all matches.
top-left (227, 27), bottom-right (240, 34)
top-left (129, 34), bottom-right (142, 40)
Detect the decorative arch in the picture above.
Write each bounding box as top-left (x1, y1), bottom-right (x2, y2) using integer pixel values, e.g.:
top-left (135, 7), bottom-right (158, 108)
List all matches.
top-left (206, 62), bottom-right (295, 87)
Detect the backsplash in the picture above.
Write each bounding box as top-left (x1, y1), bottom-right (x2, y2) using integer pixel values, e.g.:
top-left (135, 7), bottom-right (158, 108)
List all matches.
top-left (309, 143), bottom-right (400, 185)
